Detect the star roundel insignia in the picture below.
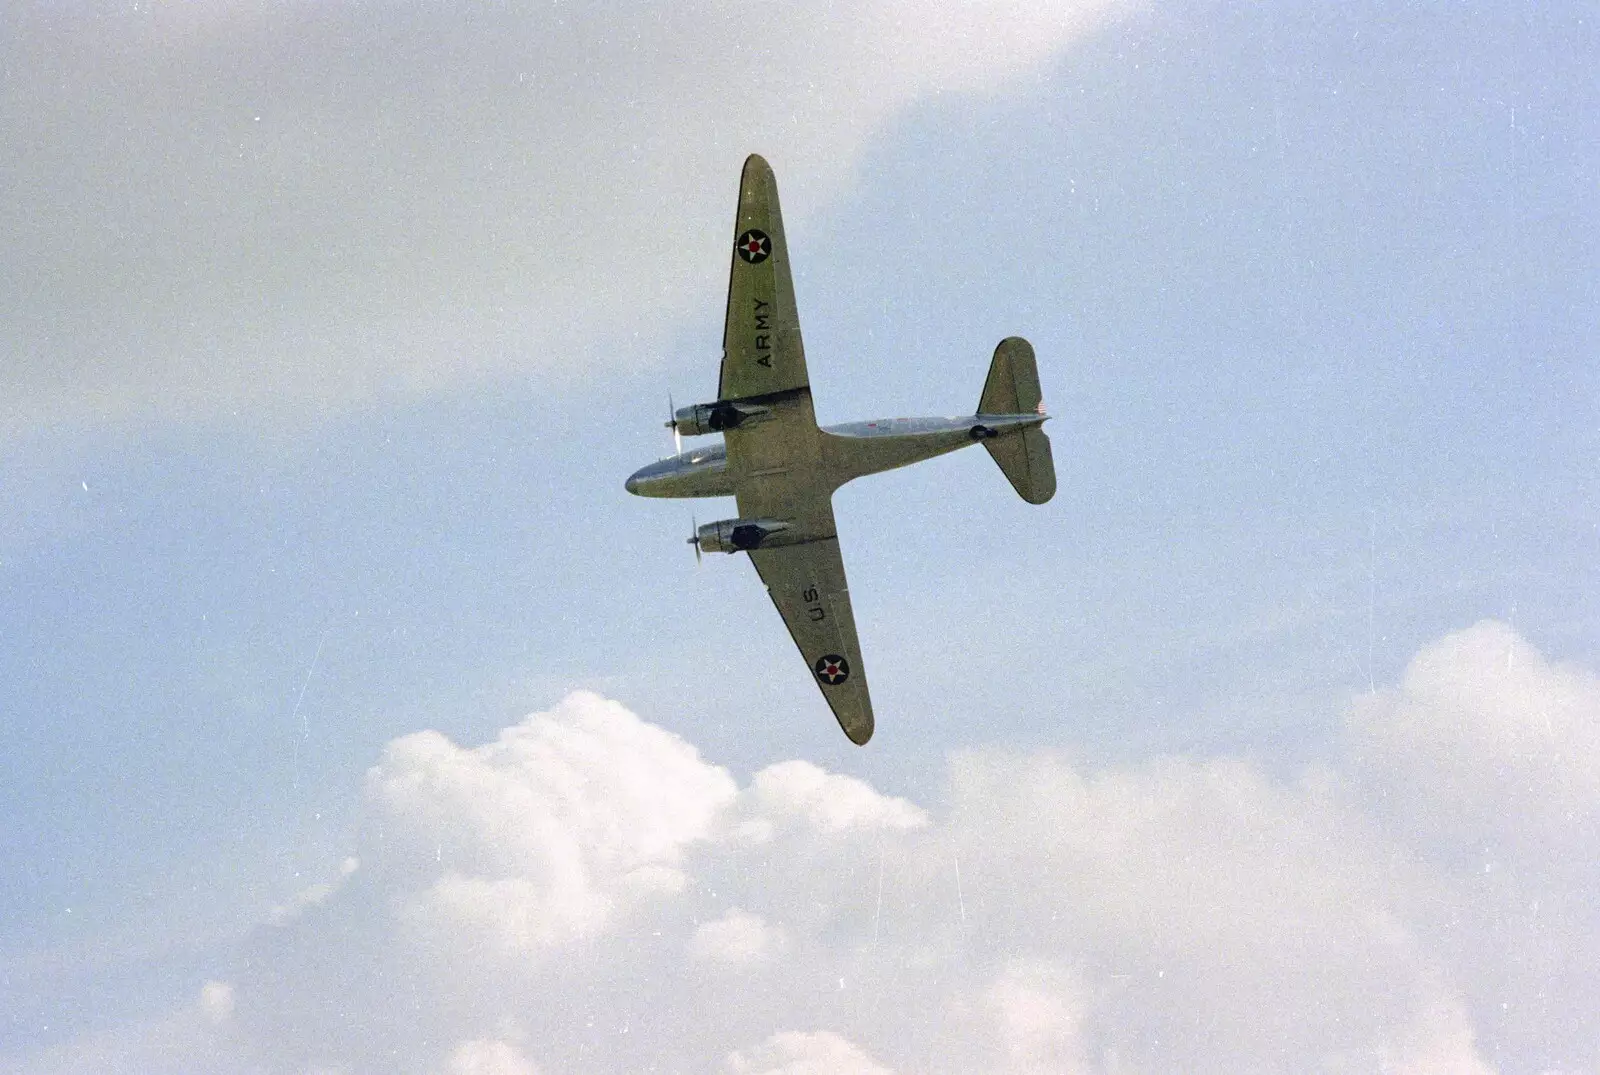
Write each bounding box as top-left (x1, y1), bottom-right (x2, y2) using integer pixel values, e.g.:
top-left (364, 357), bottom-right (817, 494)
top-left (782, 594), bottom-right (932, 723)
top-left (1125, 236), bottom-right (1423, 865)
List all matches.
top-left (813, 653), bottom-right (851, 686)
top-left (735, 229), bottom-right (771, 264)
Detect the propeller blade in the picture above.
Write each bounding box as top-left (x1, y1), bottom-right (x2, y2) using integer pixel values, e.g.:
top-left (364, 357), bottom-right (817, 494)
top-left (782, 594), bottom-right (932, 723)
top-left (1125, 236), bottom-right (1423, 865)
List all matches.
top-left (667, 393), bottom-right (682, 456)
top-left (688, 514), bottom-right (701, 565)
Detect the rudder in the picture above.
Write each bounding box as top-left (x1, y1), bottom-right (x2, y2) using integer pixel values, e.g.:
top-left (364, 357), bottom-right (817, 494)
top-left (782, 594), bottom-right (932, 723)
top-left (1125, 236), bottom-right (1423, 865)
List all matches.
top-left (978, 337), bottom-right (1056, 505)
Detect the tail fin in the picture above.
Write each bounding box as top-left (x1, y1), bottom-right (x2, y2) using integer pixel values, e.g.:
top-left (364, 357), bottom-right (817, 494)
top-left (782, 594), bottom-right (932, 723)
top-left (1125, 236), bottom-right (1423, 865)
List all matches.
top-left (978, 337), bottom-right (1056, 504)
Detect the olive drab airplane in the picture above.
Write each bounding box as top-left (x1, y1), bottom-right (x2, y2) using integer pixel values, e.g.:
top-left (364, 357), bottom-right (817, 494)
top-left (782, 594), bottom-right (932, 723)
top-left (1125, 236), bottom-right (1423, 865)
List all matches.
top-left (627, 154), bottom-right (1055, 745)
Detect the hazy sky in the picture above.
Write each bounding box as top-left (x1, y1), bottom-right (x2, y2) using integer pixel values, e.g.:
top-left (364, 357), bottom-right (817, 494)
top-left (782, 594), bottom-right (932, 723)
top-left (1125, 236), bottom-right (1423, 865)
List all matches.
top-left (3, 2), bottom-right (1598, 1072)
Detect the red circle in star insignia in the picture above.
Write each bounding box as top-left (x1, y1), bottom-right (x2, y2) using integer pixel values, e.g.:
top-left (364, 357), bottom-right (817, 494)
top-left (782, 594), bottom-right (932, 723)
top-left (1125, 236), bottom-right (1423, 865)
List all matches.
top-left (735, 229), bottom-right (771, 264)
top-left (813, 653), bottom-right (850, 685)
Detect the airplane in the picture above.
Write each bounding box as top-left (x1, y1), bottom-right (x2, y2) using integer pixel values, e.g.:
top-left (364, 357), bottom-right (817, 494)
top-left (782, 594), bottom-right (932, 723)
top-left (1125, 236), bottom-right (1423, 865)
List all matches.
top-left (626, 154), bottom-right (1055, 745)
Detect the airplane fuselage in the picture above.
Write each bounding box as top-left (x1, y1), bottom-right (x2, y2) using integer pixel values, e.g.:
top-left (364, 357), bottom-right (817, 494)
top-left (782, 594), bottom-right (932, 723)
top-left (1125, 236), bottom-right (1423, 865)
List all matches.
top-left (625, 411), bottom-right (1048, 499)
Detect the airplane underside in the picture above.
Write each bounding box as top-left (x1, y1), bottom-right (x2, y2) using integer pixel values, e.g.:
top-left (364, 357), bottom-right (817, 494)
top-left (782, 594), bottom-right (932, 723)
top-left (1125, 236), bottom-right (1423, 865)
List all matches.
top-left (626, 153), bottom-right (1053, 744)
top-left (625, 410), bottom-right (1048, 501)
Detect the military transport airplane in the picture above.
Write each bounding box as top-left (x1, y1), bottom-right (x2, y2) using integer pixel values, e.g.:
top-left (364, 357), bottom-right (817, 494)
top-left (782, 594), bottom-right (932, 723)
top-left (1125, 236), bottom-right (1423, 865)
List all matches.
top-left (627, 154), bottom-right (1055, 745)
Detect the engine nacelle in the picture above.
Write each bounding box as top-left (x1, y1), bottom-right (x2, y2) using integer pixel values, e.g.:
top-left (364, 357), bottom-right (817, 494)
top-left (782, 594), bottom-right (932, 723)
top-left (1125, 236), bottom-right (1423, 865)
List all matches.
top-left (670, 400), bottom-right (772, 437)
top-left (694, 517), bottom-right (791, 554)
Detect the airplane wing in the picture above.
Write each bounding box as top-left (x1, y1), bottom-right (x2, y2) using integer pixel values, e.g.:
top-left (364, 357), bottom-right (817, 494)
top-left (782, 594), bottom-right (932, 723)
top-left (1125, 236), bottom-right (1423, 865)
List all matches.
top-left (748, 528), bottom-right (874, 745)
top-left (720, 155), bottom-right (869, 743)
top-left (720, 154), bottom-right (809, 401)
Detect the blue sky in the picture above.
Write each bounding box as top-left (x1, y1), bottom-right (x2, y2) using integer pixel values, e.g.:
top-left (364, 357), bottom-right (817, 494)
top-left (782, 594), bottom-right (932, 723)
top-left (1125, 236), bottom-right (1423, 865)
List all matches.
top-left (3, 2), bottom-right (1597, 1072)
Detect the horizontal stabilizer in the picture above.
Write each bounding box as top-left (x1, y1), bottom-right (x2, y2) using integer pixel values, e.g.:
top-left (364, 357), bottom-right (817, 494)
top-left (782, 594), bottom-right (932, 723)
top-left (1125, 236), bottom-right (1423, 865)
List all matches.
top-left (985, 427), bottom-right (1056, 504)
top-left (979, 337), bottom-right (1056, 504)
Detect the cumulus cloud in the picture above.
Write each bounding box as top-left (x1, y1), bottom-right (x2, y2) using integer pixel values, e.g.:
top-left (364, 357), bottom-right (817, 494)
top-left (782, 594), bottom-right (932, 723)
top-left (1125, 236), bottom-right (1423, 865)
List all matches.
top-left (1, 1), bottom-right (1129, 435)
top-left (1372, 993), bottom-right (1496, 1075)
top-left (917, 749), bottom-right (1476, 1072)
top-left (977, 961), bottom-right (1091, 1075)
top-left (268, 857), bottom-right (360, 926)
top-left (15, 624), bottom-right (1600, 1073)
top-left (366, 690), bottom-right (736, 956)
top-left (1349, 619), bottom-right (1600, 849)
top-left (446, 1038), bottom-right (542, 1075)
top-left (690, 908), bottom-right (789, 966)
top-left (1346, 621), bottom-right (1600, 1063)
top-left (738, 760), bottom-right (929, 840)
top-left (197, 980), bottom-right (235, 1025)
top-left (723, 1030), bottom-right (895, 1075)
top-left (6, 979), bottom-right (250, 1075)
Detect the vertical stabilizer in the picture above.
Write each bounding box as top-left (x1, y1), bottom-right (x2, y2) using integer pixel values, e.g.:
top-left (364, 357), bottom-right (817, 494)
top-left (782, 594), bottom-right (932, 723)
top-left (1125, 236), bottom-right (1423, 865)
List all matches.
top-left (979, 337), bottom-right (1056, 504)
top-left (979, 336), bottom-right (1043, 415)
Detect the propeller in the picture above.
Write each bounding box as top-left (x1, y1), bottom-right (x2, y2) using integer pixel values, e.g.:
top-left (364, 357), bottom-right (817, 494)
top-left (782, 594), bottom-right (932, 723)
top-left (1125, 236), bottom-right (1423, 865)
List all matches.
top-left (665, 393), bottom-right (682, 457)
top-left (687, 514), bottom-right (701, 565)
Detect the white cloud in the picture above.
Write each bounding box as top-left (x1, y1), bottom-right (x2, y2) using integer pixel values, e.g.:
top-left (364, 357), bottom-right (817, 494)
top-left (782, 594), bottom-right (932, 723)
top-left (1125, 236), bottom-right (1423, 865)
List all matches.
top-left (367, 689), bottom-right (735, 956)
top-left (5, 979), bottom-right (250, 1075)
top-left (979, 961), bottom-right (1092, 1075)
top-left (269, 857), bottom-right (361, 925)
top-left (1349, 619), bottom-right (1600, 849)
top-left (446, 1038), bottom-right (541, 1075)
top-left (407, 872), bottom-right (612, 957)
top-left (16, 626), bottom-right (1600, 1073)
top-left (918, 748), bottom-right (1464, 1070)
top-left (1346, 621), bottom-right (1600, 1062)
top-left (724, 1030), bottom-right (895, 1075)
top-left (367, 692), bottom-right (736, 871)
top-left (1, 2), bottom-right (1131, 436)
top-left (741, 760), bottom-right (929, 839)
top-left (1376, 993), bottom-right (1496, 1075)
top-left (689, 908), bottom-right (789, 966)
top-left (197, 980), bottom-right (234, 1025)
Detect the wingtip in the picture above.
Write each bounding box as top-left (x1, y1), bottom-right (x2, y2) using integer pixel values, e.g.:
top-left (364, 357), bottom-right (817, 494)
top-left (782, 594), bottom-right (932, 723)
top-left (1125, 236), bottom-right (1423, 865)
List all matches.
top-left (841, 714), bottom-right (874, 746)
